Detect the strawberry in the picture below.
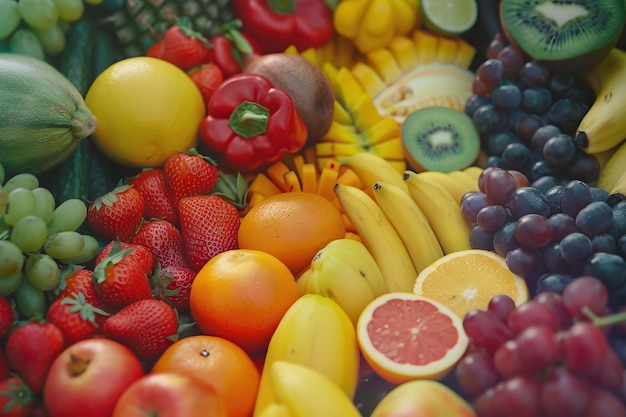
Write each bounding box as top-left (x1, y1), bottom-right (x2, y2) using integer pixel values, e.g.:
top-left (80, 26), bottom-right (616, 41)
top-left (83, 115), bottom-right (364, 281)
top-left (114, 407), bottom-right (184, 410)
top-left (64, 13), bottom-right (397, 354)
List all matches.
top-left (0, 295), bottom-right (15, 339)
top-left (187, 63), bottom-right (224, 108)
top-left (163, 149), bottom-right (219, 204)
top-left (131, 219), bottom-right (187, 269)
top-left (102, 299), bottom-right (178, 361)
top-left (152, 264), bottom-right (196, 312)
top-left (97, 240), bottom-right (155, 273)
top-left (152, 18), bottom-right (212, 71)
top-left (147, 39), bottom-right (166, 59)
top-left (5, 320), bottom-right (64, 393)
top-left (87, 185), bottom-right (145, 242)
top-left (46, 292), bottom-right (109, 346)
top-left (177, 194), bottom-right (240, 270)
top-left (55, 266), bottom-right (111, 322)
top-left (92, 242), bottom-right (154, 309)
top-left (0, 350), bottom-right (8, 380)
top-left (0, 376), bottom-right (34, 417)
top-left (128, 168), bottom-right (178, 225)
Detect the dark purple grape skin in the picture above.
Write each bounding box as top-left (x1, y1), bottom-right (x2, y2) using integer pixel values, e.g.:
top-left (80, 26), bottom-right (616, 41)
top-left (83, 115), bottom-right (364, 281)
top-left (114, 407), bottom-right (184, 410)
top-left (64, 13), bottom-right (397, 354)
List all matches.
top-left (531, 176), bottom-right (561, 194)
top-left (521, 87), bottom-right (553, 115)
top-left (508, 187), bottom-right (552, 219)
top-left (469, 225), bottom-right (496, 251)
top-left (476, 59), bottom-right (504, 87)
top-left (494, 222), bottom-right (520, 258)
top-left (608, 208), bottom-right (626, 239)
top-left (575, 201), bottom-right (614, 236)
top-left (547, 73), bottom-right (577, 99)
top-left (535, 273), bottom-right (575, 295)
top-left (548, 213), bottom-right (578, 242)
top-left (531, 160), bottom-right (559, 182)
top-left (461, 191), bottom-right (490, 226)
top-left (506, 246), bottom-right (544, 280)
top-left (487, 131), bottom-right (523, 156)
top-left (542, 134), bottom-right (576, 166)
top-left (518, 61), bottom-right (550, 88)
top-left (564, 151), bottom-right (600, 184)
top-left (583, 252), bottom-right (626, 289)
top-left (542, 243), bottom-right (581, 275)
top-left (514, 213), bottom-right (554, 249)
top-left (473, 104), bottom-right (507, 135)
top-left (559, 232), bottom-right (593, 264)
top-left (591, 234), bottom-right (617, 255)
top-left (560, 180), bottom-right (592, 218)
top-left (617, 235), bottom-right (626, 257)
top-left (546, 98), bottom-right (586, 134)
top-left (492, 83), bottom-right (522, 111)
top-left (530, 124), bottom-right (561, 152)
top-left (484, 169), bottom-right (519, 206)
top-left (544, 185), bottom-right (564, 216)
top-left (465, 94), bottom-right (491, 118)
top-left (477, 205), bottom-right (510, 231)
top-left (497, 44), bottom-right (526, 77)
top-left (501, 143), bottom-right (530, 170)
top-left (516, 114), bottom-right (546, 143)
top-left (590, 187), bottom-right (609, 203)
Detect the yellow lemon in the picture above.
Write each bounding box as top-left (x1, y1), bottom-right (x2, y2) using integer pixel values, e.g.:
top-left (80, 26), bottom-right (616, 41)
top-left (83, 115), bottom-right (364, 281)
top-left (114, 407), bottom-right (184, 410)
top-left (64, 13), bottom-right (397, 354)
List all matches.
top-left (85, 57), bottom-right (205, 168)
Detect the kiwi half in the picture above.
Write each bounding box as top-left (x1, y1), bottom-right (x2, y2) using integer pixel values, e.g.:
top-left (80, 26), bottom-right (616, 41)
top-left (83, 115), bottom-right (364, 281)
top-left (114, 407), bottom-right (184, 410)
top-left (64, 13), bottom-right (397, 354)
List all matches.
top-left (500, 0), bottom-right (625, 72)
top-left (400, 106), bottom-right (480, 172)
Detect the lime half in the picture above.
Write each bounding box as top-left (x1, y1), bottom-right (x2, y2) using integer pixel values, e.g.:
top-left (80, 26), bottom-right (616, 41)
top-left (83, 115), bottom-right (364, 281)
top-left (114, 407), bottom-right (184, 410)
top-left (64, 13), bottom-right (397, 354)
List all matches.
top-left (420, 0), bottom-right (478, 36)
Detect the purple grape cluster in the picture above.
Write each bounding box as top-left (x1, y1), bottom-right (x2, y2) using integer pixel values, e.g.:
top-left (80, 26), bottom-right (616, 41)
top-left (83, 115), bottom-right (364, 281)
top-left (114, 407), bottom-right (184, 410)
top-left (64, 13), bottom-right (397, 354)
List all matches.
top-left (465, 34), bottom-right (599, 184)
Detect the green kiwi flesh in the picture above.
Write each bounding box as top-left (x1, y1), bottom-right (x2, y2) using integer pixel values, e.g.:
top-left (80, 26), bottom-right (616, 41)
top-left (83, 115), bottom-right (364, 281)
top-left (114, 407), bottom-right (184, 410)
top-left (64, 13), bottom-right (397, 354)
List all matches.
top-left (500, 0), bottom-right (625, 72)
top-left (401, 106), bottom-right (480, 172)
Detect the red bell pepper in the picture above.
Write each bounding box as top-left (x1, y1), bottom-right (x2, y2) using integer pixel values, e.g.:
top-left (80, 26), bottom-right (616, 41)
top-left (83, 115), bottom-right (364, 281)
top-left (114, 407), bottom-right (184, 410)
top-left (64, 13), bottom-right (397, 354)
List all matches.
top-left (209, 21), bottom-right (262, 79)
top-left (198, 74), bottom-right (308, 173)
top-left (231, 0), bottom-right (334, 54)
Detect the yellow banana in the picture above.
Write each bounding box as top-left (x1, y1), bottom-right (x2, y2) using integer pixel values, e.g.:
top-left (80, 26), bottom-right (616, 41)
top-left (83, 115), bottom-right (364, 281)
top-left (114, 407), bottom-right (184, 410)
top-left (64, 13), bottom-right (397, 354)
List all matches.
top-left (404, 170), bottom-right (472, 254)
top-left (414, 170), bottom-right (473, 204)
top-left (463, 165), bottom-right (484, 183)
top-left (253, 294), bottom-right (360, 417)
top-left (334, 183), bottom-right (418, 292)
top-left (610, 169), bottom-right (626, 196)
top-left (372, 181), bottom-right (444, 274)
top-left (447, 170), bottom-right (480, 192)
top-left (575, 48), bottom-right (626, 154)
top-left (257, 361), bottom-right (362, 417)
top-left (297, 238), bottom-right (387, 326)
top-left (340, 151), bottom-right (409, 193)
top-left (595, 140), bottom-right (626, 192)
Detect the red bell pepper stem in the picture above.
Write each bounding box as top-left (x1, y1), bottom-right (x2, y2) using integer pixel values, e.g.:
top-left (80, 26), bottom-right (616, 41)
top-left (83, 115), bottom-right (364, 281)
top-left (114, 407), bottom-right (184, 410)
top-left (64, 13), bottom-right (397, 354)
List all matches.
top-left (219, 20), bottom-right (254, 56)
top-left (229, 101), bottom-right (269, 139)
top-left (268, 0), bottom-right (296, 14)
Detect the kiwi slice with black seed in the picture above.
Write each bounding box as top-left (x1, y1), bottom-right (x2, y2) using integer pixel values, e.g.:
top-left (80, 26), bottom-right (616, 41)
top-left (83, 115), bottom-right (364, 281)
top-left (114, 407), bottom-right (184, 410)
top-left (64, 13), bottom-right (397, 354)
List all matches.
top-left (400, 106), bottom-right (481, 172)
top-left (500, 0), bottom-right (625, 73)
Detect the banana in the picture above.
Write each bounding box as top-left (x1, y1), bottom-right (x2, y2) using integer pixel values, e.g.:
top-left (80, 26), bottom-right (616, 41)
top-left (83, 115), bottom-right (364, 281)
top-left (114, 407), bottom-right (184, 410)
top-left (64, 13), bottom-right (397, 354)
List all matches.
top-left (334, 183), bottom-right (418, 292)
top-left (414, 170), bottom-right (473, 204)
top-left (257, 361), bottom-right (362, 417)
top-left (339, 151), bottom-right (409, 194)
top-left (372, 181), bottom-right (444, 274)
top-left (447, 169), bottom-right (480, 192)
top-left (463, 165), bottom-right (484, 183)
top-left (610, 169), bottom-right (626, 196)
top-left (403, 170), bottom-right (472, 254)
top-left (575, 47), bottom-right (626, 154)
top-left (297, 238), bottom-right (388, 326)
top-left (253, 294), bottom-right (360, 417)
top-left (595, 139), bottom-right (626, 192)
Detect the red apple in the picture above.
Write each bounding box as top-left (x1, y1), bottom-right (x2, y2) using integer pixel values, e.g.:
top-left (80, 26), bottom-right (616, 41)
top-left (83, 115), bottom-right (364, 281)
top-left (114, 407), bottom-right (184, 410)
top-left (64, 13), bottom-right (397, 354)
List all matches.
top-left (43, 338), bottom-right (144, 417)
top-left (112, 372), bottom-right (228, 417)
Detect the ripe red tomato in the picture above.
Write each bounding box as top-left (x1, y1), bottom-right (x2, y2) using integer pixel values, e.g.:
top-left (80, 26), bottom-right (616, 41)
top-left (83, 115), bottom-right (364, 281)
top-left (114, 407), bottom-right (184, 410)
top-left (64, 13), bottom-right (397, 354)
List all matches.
top-left (43, 338), bottom-right (145, 417)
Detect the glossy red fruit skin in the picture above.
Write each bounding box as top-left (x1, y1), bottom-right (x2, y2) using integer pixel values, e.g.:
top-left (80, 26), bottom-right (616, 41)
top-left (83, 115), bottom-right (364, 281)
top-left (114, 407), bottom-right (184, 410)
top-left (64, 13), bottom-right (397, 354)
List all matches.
top-left (0, 295), bottom-right (15, 339)
top-left (87, 185), bottom-right (145, 243)
top-left (129, 168), bottom-right (178, 225)
top-left (132, 219), bottom-right (187, 270)
top-left (163, 151), bottom-right (219, 204)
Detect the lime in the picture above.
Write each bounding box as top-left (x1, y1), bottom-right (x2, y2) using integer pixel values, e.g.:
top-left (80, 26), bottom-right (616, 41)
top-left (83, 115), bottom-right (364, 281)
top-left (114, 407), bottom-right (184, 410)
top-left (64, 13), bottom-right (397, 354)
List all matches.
top-left (420, 0), bottom-right (478, 36)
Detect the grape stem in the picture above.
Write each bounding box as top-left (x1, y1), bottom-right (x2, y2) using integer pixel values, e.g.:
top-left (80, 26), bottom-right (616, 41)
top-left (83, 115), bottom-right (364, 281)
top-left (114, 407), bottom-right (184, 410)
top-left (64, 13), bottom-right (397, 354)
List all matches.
top-left (582, 306), bottom-right (626, 328)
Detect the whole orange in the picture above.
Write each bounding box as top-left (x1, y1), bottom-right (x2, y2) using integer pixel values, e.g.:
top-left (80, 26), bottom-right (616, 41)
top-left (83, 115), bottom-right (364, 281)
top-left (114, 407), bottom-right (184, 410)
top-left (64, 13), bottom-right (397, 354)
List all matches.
top-left (238, 191), bottom-right (346, 276)
top-left (189, 249), bottom-right (300, 353)
top-left (151, 335), bottom-right (260, 417)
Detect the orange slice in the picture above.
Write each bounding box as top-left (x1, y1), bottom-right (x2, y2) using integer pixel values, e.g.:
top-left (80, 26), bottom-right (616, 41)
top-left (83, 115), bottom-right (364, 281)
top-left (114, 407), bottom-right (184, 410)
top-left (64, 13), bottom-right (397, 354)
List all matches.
top-left (357, 292), bottom-right (469, 385)
top-left (413, 249), bottom-right (529, 319)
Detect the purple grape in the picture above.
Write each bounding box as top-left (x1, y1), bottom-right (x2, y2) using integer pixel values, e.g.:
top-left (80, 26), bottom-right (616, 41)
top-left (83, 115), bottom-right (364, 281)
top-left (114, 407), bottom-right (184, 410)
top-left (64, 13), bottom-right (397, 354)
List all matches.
top-left (591, 233), bottom-right (617, 254)
top-left (506, 246), bottom-right (544, 279)
top-left (484, 169), bottom-right (518, 206)
top-left (575, 201), bottom-right (613, 236)
top-left (542, 133), bottom-right (576, 166)
top-left (530, 124), bottom-right (561, 152)
top-left (493, 221), bottom-right (520, 257)
top-left (542, 243), bottom-right (581, 275)
top-left (461, 191), bottom-right (490, 226)
top-left (518, 61), bottom-right (550, 88)
top-left (487, 131), bottom-right (523, 157)
top-left (469, 225), bottom-right (496, 251)
top-left (564, 152), bottom-right (600, 184)
top-left (547, 73), bottom-right (577, 99)
top-left (544, 185), bottom-right (564, 216)
top-left (515, 113), bottom-right (546, 143)
top-left (477, 205), bottom-right (510, 232)
top-left (473, 104), bottom-right (507, 135)
top-left (535, 273), bottom-right (575, 295)
top-left (590, 187), bottom-right (609, 203)
top-left (492, 83), bottom-right (522, 111)
top-left (521, 87), bottom-right (553, 115)
top-left (583, 252), bottom-right (626, 289)
top-left (497, 44), bottom-right (526, 77)
top-left (548, 213), bottom-right (578, 242)
top-left (508, 187), bottom-right (552, 219)
top-left (501, 143), bottom-right (530, 169)
top-left (559, 232), bottom-right (592, 264)
top-left (465, 94), bottom-right (491, 118)
top-left (608, 208), bottom-right (626, 239)
top-left (531, 175), bottom-right (561, 194)
top-left (514, 213), bottom-right (553, 249)
top-left (560, 180), bottom-right (592, 218)
top-left (476, 59), bottom-right (505, 86)
top-left (546, 98), bottom-right (586, 134)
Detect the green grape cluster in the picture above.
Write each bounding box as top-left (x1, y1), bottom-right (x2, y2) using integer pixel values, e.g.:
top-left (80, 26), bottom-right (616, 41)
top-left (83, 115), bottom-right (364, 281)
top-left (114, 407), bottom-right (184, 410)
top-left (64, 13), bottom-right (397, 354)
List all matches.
top-left (0, 0), bottom-right (102, 60)
top-left (0, 164), bottom-right (99, 317)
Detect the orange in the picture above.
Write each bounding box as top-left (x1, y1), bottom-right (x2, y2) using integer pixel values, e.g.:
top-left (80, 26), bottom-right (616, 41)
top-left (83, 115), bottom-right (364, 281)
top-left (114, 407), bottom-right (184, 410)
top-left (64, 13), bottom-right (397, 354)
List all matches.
top-left (151, 335), bottom-right (260, 417)
top-left (357, 292), bottom-right (469, 385)
top-left (238, 191), bottom-right (346, 276)
top-left (189, 249), bottom-right (300, 353)
top-left (413, 249), bottom-right (529, 319)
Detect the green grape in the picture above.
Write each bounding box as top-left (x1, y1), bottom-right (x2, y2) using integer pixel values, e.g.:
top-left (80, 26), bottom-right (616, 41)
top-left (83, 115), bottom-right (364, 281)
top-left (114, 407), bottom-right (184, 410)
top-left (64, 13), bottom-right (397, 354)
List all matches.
top-left (59, 234), bottom-right (99, 265)
top-left (32, 187), bottom-right (56, 223)
top-left (0, 240), bottom-right (25, 277)
top-left (10, 215), bottom-right (48, 253)
top-left (0, 187), bottom-right (8, 220)
top-left (9, 28), bottom-right (45, 60)
top-left (18, 0), bottom-right (59, 31)
top-left (3, 173), bottom-right (39, 193)
top-left (14, 275), bottom-right (46, 318)
top-left (44, 231), bottom-right (85, 260)
top-left (0, 163), bottom-right (5, 185)
top-left (0, 269), bottom-right (23, 296)
top-left (25, 253), bottom-right (60, 291)
top-left (51, 0), bottom-right (82, 21)
top-left (0, 0), bottom-right (21, 40)
top-left (46, 198), bottom-right (87, 235)
top-left (33, 22), bottom-right (65, 55)
top-left (4, 188), bottom-right (37, 227)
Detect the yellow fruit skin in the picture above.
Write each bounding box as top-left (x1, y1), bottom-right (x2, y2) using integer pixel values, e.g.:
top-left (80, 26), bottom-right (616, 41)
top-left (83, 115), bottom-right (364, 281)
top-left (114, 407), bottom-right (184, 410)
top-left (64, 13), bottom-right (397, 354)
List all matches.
top-left (595, 140), bottom-right (626, 192)
top-left (297, 238), bottom-right (388, 326)
top-left (370, 379), bottom-right (477, 417)
top-left (253, 294), bottom-right (360, 417)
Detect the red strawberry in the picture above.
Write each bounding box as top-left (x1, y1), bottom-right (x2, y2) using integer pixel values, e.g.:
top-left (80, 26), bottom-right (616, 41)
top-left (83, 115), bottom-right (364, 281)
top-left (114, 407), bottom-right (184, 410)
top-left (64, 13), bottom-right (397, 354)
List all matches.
top-left (187, 63), bottom-right (224, 108)
top-left (128, 168), bottom-right (178, 225)
top-left (46, 292), bottom-right (109, 346)
top-left (0, 350), bottom-right (8, 380)
top-left (147, 39), bottom-right (166, 58)
top-left (0, 295), bottom-right (15, 339)
top-left (5, 321), bottom-right (64, 393)
top-left (97, 240), bottom-right (155, 273)
top-left (155, 18), bottom-right (212, 71)
top-left (102, 299), bottom-right (178, 360)
top-left (0, 376), bottom-right (34, 417)
top-left (55, 266), bottom-right (111, 322)
top-left (163, 149), bottom-right (219, 204)
top-left (152, 264), bottom-right (196, 312)
top-left (87, 185), bottom-right (145, 242)
top-left (177, 194), bottom-right (240, 270)
top-left (131, 219), bottom-right (187, 269)
top-left (92, 242), bottom-right (154, 308)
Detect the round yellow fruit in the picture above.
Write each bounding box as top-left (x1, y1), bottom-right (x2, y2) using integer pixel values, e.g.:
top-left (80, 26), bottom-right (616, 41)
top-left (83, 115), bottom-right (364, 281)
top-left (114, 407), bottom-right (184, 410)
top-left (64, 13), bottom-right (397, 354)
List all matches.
top-left (85, 57), bottom-right (205, 168)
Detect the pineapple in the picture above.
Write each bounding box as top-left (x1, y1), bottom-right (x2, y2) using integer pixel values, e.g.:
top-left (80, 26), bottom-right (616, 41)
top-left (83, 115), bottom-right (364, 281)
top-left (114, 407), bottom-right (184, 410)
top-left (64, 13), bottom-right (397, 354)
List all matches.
top-left (103, 0), bottom-right (234, 57)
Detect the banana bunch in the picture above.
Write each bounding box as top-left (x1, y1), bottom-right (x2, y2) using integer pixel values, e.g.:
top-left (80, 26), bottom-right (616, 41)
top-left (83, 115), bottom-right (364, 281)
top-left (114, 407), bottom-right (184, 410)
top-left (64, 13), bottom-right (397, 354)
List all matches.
top-left (575, 47), bottom-right (626, 154)
top-left (256, 361), bottom-right (362, 417)
top-left (596, 139), bottom-right (626, 192)
top-left (253, 294), bottom-right (360, 417)
top-left (297, 238), bottom-right (388, 326)
top-left (410, 168), bottom-right (480, 204)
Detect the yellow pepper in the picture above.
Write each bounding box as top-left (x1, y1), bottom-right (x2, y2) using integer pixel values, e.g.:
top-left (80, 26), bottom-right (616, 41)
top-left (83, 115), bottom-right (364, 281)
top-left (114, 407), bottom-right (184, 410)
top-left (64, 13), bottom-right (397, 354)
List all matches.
top-left (333, 0), bottom-right (420, 53)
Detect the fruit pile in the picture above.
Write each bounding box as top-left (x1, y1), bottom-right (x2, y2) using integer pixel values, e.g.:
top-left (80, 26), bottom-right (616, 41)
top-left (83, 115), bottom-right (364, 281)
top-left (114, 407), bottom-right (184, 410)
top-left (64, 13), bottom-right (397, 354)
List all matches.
top-left (2, 0), bottom-right (626, 416)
